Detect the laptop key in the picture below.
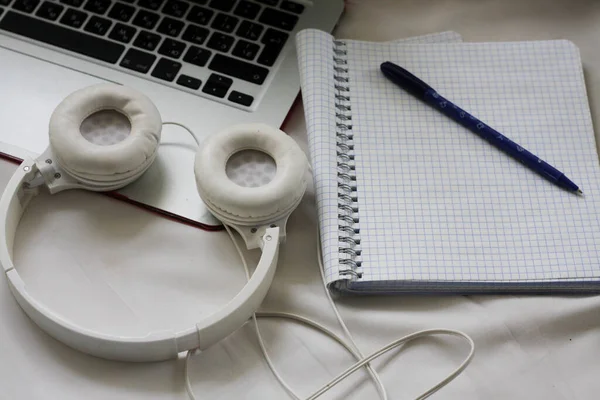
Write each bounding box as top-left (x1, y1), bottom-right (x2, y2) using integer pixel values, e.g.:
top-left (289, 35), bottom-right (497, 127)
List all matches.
top-left (0, 0), bottom-right (9, 6)
top-left (206, 32), bottom-right (234, 52)
top-left (182, 24), bottom-right (209, 45)
top-left (257, 28), bottom-right (287, 66)
top-left (261, 26), bottom-right (287, 45)
top-left (228, 91), bottom-right (253, 107)
top-left (133, 29), bottom-right (160, 50)
top-left (236, 20), bottom-right (263, 41)
top-left (255, 0), bottom-right (277, 5)
top-left (280, 0), bottom-right (303, 14)
top-left (232, 39), bottom-right (259, 61)
top-left (84, 0), bottom-right (111, 15)
top-left (211, 13), bottom-right (238, 33)
top-left (158, 38), bottom-right (185, 58)
top-left (151, 58), bottom-right (181, 81)
top-left (177, 74), bottom-right (201, 90)
top-left (209, 54), bottom-right (268, 85)
top-left (107, 2), bottom-right (134, 22)
top-left (60, 0), bottom-right (83, 7)
top-left (137, 0), bottom-right (163, 10)
top-left (162, 0), bottom-right (188, 18)
top-left (120, 47), bottom-right (156, 72)
top-left (36, 1), bottom-right (64, 20)
top-left (132, 9), bottom-right (159, 29)
top-left (157, 17), bottom-right (184, 37)
top-left (12, 0), bottom-right (40, 13)
top-left (84, 15), bottom-right (112, 35)
top-left (108, 22), bottom-right (136, 43)
top-left (208, 0), bottom-right (234, 12)
top-left (258, 7), bottom-right (297, 31)
top-left (256, 43), bottom-right (281, 66)
top-left (60, 8), bottom-right (88, 27)
top-left (233, 0), bottom-right (259, 19)
top-left (0, 10), bottom-right (124, 63)
top-left (202, 73), bottom-right (232, 98)
top-left (183, 45), bottom-right (211, 66)
top-left (261, 27), bottom-right (287, 46)
top-left (187, 5), bottom-right (213, 25)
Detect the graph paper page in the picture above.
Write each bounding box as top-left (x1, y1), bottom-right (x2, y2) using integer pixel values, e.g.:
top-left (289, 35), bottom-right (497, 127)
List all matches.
top-left (296, 30), bottom-right (463, 285)
top-left (344, 39), bottom-right (600, 286)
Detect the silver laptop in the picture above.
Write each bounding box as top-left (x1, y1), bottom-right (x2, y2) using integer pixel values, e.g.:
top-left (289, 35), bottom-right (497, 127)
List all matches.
top-left (0, 0), bottom-right (343, 228)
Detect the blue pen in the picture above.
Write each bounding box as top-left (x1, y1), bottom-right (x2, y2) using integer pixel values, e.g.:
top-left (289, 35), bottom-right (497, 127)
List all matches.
top-left (380, 61), bottom-right (582, 195)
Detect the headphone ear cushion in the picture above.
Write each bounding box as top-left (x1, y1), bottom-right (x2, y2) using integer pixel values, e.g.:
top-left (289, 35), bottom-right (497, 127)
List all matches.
top-left (49, 83), bottom-right (162, 183)
top-left (194, 124), bottom-right (308, 225)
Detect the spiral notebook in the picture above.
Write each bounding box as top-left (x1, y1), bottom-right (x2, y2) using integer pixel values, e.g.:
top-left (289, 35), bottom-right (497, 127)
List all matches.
top-left (296, 29), bottom-right (600, 294)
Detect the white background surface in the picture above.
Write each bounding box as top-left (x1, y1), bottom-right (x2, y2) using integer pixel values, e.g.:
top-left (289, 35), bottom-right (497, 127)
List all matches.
top-left (2, 0), bottom-right (600, 399)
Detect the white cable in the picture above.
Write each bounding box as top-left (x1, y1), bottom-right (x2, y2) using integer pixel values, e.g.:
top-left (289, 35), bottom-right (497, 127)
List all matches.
top-left (162, 121), bottom-right (201, 146)
top-left (186, 226), bottom-right (385, 400)
top-left (183, 308), bottom-right (410, 400)
top-left (315, 230), bottom-right (388, 399)
top-left (185, 349), bottom-right (198, 400)
top-left (185, 225), bottom-right (475, 400)
top-left (186, 226), bottom-right (377, 399)
top-left (305, 329), bottom-right (474, 400)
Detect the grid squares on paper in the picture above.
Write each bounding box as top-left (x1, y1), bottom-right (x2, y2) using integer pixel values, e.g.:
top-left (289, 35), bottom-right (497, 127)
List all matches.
top-left (344, 39), bottom-right (600, 288)
top-left (296, 29), bottom-right (464, 286)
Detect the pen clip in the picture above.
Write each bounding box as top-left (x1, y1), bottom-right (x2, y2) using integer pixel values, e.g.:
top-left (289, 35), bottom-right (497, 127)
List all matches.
top-left (380, 61), bottom-right (433, 99)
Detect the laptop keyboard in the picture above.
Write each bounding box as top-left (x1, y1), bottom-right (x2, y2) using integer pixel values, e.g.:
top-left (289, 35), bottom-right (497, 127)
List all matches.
top-left (0, 0), bottom-right (305, 108)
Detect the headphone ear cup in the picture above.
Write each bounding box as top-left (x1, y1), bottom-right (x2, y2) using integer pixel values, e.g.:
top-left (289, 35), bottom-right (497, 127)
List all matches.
top-left (194, 123), bottom-right (308, 226)
top-left (49, 84), bottom-right (162, 186)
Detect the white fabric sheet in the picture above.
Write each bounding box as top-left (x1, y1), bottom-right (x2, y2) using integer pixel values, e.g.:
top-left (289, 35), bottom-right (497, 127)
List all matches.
top-left (2, 0), bottom-right (600, 399)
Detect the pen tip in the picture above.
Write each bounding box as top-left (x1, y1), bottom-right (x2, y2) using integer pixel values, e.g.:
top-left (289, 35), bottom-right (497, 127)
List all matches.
top-left (577, 189), bottom-right (584, 196)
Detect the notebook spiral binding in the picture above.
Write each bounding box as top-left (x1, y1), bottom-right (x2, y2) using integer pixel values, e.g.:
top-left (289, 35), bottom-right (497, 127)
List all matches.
top-left (333, 40), bottom-right (362, 281)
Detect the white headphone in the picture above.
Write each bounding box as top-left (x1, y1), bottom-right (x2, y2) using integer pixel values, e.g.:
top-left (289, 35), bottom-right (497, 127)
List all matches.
top-left (0, 84), bottom-right (308, 362)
